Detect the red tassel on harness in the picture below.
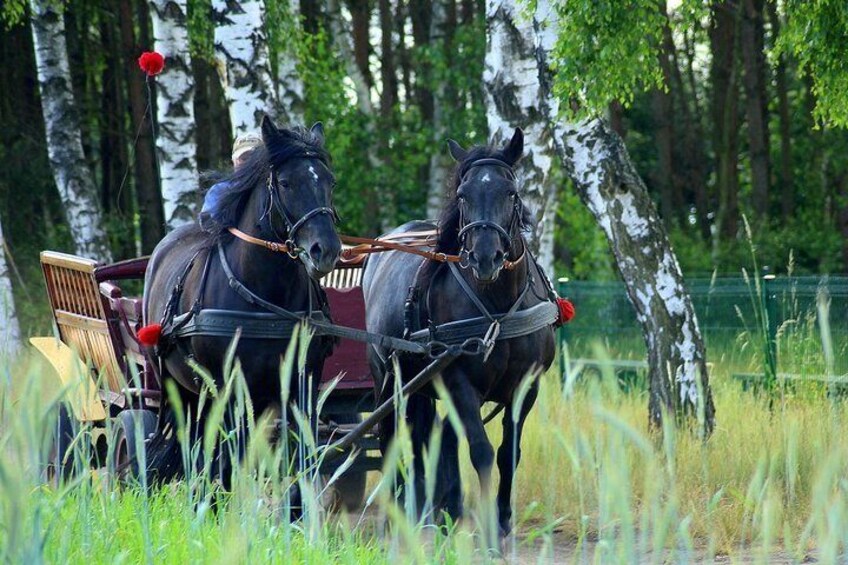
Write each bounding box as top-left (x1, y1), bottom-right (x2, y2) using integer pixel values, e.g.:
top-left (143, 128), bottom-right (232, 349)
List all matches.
top-left (137, 323), bottom-right (162, 347)
top-left (556, 298), bottom-right (575, 326)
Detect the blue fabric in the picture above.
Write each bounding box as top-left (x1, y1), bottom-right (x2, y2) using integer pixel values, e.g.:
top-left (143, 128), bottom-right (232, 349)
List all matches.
top-left (202, 181), bottom-right (230, 221)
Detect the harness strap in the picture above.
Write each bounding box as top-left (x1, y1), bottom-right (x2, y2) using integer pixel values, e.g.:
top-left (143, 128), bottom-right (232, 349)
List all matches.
top-left (448, 262), bottom-right (496, 321)
top-left (228, 227), bottom-right (294, 255)
top-left (217, 242), bottom-right (428, 355)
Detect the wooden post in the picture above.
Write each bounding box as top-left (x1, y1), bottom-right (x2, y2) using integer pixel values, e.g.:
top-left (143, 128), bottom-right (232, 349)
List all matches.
top-left (761, 273), bottom-right (778, 390)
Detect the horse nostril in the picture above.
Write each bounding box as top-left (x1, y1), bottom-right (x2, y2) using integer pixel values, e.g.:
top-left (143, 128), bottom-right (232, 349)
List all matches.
top-left (468, 251), bottom-right (478, 265)
top-left (493, 250), bottom-right (505, 264)
top-left (310, 242), bottom-right (323, 264)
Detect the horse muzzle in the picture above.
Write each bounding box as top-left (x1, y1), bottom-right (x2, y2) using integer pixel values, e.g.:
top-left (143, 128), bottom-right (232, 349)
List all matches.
top-left (301, 238), bottom-right (341, 279)
top-left (467, 249), bottom-right (506, 283)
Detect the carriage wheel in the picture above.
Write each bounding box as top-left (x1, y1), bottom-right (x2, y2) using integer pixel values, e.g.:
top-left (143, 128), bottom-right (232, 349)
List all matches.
top-left (112, 409), bottom-right (157, 481)
top-left (325, 413), bottom-right (367, 511)
top-left (46, 403), bottom-right (79, 485)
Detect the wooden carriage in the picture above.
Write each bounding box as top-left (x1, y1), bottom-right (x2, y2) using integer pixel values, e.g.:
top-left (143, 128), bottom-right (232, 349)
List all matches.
top-left (32, 249), bottom-right (380, 497)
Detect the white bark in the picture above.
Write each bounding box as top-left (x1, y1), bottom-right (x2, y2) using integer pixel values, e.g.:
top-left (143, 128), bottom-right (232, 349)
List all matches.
top-left (29, 0), bottom-right (112, 263)
top-left (149, 0), bottom-right (199, 228)
top-left (327, 0), bottom-right (375, 116)
top-left (487, 0), bottom-right (715, 431)
top-left (213, 0), bottom-right (299, 134)
top-left (426, 0), bottom-right (450, 220)
top-left (274, 0), bottom-right (304, 124)
top-left (483, 0), bottom-right (558, 276)
top-left (0, 223), bottom-right (21, 358)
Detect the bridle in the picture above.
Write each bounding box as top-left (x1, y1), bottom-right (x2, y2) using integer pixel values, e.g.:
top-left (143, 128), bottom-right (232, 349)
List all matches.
top-left (456, 157), bottom-right (525, 269)
top-left (232, 160), bottom-right (339, 259)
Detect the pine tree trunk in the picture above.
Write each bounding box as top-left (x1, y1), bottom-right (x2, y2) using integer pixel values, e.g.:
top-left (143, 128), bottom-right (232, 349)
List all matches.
top-left (677, 25), bottom-right (711, 242)
top-left (766, 0), bottom-right (793, 219)
top-left (651, 85), bottom-right (675, 225)
top-left (327, 0), bottom-right (383, 234)
top-left (710, 1), bottom-right (741, 240)
top-left (213, 0), bottom-right (276, 134)
top-left (378, 0), bottom-right (398, 229)
top-left (0, 221), bottom-right (21, 358)
top-left (348, 0), bottom-right (374, 89)
top-left (149, 0), bottom-right (200, 229)
top-left (488, 0), bottom-right (715, 433)
top-left (483, 0), bottom-right (558, 276)
top-left (740, 0), bottom-right (770, 219)
top-left (29, 0), bottom-right (112, 263)
top-left (120, 0), bottom-right (164, 254)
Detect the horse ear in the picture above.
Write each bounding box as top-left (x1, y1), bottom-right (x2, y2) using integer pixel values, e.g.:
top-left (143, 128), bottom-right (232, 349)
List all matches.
top-left (310, 122), bottom-right (325, 147)
top-left (447, 139), bottom-right (468, 162)
top-left (261, 114), bottom-right (280, 144)
top-left (502, 127), bottom-right (524, 165)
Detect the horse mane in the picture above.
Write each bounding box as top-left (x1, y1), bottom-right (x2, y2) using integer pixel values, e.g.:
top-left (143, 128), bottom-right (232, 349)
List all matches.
top-left (203, 126), bottom-right (330, 233)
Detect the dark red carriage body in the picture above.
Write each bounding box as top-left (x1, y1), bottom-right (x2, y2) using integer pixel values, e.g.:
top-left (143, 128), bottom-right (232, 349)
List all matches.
top-left (36, 250), bottom-right (376, 419)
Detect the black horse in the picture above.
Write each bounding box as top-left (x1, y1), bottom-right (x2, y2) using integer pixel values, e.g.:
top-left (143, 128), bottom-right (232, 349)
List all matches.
top-left (143, 116), bottom-right (341, 486)
top-left (363, 128), bottom-right (556, 537)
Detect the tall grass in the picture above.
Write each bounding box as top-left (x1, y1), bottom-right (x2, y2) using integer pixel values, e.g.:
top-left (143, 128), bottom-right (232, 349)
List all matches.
top-left (2, 330), bottom-right (848, 562)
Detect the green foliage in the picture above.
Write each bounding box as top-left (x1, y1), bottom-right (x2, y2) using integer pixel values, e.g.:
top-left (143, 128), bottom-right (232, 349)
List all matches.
top-left (292, 14), bottom-right (488, 236)
top-left (547, 0), bottom-right (666, 120)
top-left (187, 0), bottom-right (214, 60)
top-left (0, 0), bottom-right (27, 27)
top-left (554, 178), bottom-right (615, 280)
top-left (777, 0), bottom-right (848, 128)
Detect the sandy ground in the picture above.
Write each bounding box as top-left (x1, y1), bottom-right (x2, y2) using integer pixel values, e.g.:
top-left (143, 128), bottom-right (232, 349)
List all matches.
top-left (337, 503), bottom-right (822, 564)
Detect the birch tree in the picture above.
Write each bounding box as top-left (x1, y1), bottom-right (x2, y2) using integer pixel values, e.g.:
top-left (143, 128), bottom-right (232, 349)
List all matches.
top-left (149, 0), bottom-right (199, 228)
top-left (483, 0), bottom-right (558, 276)
top-left (29, 0), bottom-right (112, 263)
top-left (273, 0), bottom-right (304, 124)
top-left (485, 0), bottom-right (715, 433)
top-left (425, 0), bottom-right (451, 219)
top-left (0, 222), bottom-right (20, 358)
top-left (213, 0), bottom-right (301, 134)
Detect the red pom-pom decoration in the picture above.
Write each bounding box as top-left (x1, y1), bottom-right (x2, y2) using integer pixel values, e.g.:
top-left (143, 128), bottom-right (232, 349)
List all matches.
top-left (138, 51), bottom-right (165, 77)
top-left (555, 298), bottom-right (575, 326)
top-left (137, 323), bottom-right (162, 347)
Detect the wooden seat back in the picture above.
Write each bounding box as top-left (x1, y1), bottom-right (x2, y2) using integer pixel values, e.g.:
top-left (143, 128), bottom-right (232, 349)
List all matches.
top-left (40, 251), bottom-right (124, 393)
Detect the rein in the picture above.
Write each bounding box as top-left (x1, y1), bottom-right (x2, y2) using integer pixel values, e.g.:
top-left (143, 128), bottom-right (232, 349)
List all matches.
top-left (228, 227), bottom-right (524, 270)
top-left (227, 156), bottom-right (528, 270)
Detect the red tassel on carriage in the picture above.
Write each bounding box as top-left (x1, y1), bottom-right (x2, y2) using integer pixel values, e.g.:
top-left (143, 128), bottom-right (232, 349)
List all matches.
top-left (137, 323), bottom-right (162, 347)
top-left (555, 298), bottom-right (575, 326)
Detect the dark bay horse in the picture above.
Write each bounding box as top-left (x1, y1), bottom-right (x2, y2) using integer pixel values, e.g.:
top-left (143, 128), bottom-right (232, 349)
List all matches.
top-left (143, 117), bottom-right (341, 485)
top-left (363, 128), bottom-right (556, 537)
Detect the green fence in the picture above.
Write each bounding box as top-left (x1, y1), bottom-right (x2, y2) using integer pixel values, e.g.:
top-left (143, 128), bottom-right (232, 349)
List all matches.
top-left (557, 275), bottom-right (848, 378)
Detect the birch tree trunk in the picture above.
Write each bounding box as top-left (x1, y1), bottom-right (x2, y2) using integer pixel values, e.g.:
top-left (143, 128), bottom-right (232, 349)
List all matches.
top-left (213, 0), bottom-right (300, 134)
top-left (327, 0), bottom-right (384, 234)
top-left (486, 0), bottom-right (715, 433)
top-left (483, 0), bottom-right (557, 275)
top-left (0, 222), bottom-right (21, 358)
top-left (29, 0), bottom-right (112, 263)
top-left (274, 0), bottom-right (304, 124)
top-left (149, 0), bottom-right (199, 228)
top-left (426, 0), bottom-right (451, 219)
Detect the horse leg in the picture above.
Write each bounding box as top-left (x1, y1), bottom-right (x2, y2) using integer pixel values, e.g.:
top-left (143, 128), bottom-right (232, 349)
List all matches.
top-left (495, 383), bottom-right (538, 537)
top-left (435, 417), bottom-right (462, 523)
top-left (407, 393), bottom-right (436, 519)
top-left (448, 375), bottom-right (496, 543)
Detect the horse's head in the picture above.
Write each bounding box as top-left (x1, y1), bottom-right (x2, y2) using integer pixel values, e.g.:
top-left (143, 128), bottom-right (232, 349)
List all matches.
top-left (260, 116), bottom-right (342, 279)
top-left (447, 127), bottom-right (527, 283)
